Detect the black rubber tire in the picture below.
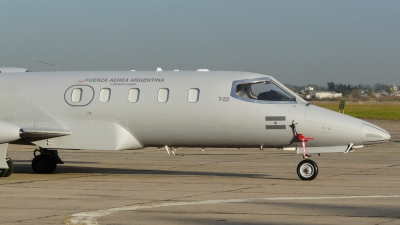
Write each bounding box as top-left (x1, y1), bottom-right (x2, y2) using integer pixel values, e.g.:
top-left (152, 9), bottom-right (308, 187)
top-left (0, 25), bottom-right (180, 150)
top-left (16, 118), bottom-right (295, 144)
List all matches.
top-left (32, 155), bottom-right (47, 174)
top-left (4, 158), bottom-right (14, 177)
top-left (32, 155), bottom-right (57, 174)
top-left (0, 168), bottom-right (7, 177)
top-left (46, 159), bottom-right (57, 174)
top-left (297, 159), bottom-right (318, 180)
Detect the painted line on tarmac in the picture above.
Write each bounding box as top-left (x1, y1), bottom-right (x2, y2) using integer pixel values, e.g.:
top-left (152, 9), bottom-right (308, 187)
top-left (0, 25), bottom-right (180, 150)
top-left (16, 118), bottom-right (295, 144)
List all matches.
top-left (64, 195), bottom-right (400, 225)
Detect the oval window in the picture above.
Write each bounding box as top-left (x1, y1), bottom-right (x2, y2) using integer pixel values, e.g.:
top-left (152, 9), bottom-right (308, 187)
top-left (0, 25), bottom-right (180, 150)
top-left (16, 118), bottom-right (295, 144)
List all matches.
top-left (128, 88), bottom-right (140, 103)
top-left (188, 88), bottom-right (200, 103)
top-left (158, 88), bottom-right (169, 103)
top-left (99, 88), bottom-right (111, 103)
top-left (71, 88), bottom-right (82, 103)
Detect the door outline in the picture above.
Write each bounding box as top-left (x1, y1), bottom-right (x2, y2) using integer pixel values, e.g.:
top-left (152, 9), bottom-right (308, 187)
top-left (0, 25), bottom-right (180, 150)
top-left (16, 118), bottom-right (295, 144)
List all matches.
top-left (64, 85), bottom-right (95, 106)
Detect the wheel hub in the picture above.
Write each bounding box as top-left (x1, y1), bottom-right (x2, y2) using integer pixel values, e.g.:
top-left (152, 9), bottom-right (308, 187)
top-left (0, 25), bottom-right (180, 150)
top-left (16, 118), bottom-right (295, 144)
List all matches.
top-left (300, 163), bottom-right (314, 178)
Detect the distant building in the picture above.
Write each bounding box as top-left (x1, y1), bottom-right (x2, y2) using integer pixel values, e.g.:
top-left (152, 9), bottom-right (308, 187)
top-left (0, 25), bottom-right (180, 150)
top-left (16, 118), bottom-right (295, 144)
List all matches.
top-left (304, 85), bottom-right (314, 92)
top-left (314, 92), bottom-right (342, 99)
top-left (390, 85), bottom-right (400, 96)
top-left (391, 84), bottom-right (398, 92)
top-left (374, 91), bottom-right (388, 97)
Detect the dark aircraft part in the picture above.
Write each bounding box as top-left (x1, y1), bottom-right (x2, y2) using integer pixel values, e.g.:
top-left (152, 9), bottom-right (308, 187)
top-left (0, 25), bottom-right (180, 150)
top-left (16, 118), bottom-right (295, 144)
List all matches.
top-left (32, 155), bottom-right (57, 174)
top-left (32, 148), bottom-right (61, 174)
top-left (0, 168), bottom-right (6, 177)
top-left (0, 158), bottom-right (14, 177)
top-left (297, 159), bottom-right (318, 180)
top-left (34, 148), bottom-right (64, 164)
top-left (4, 158), bottom-right (14, 177)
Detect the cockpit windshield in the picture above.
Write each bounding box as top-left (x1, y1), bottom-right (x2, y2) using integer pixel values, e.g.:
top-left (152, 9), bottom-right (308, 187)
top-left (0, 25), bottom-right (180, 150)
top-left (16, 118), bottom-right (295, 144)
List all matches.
top-left (233, 79), bottom-right (296, 103)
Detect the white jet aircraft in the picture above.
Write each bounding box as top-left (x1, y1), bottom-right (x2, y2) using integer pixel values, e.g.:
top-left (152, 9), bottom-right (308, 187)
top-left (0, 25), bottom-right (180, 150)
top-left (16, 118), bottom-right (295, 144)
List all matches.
top-left (0, 68), bottom-right (391, 180)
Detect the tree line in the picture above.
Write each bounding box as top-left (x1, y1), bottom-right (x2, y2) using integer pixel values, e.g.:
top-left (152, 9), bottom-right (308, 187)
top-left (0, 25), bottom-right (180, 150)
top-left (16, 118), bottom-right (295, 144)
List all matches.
top-left (327, 82), bottom-right (395, 96)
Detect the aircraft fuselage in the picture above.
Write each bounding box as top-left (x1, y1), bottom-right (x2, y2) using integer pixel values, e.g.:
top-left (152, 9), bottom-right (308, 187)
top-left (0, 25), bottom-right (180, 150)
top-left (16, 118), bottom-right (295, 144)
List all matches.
top-left (0, 70), bottom-right (391, 180)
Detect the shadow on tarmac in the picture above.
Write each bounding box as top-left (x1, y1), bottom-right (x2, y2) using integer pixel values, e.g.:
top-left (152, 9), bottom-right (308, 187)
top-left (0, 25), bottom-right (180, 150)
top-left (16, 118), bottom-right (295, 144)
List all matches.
top-left (9, 163), bottom-right (300, 180)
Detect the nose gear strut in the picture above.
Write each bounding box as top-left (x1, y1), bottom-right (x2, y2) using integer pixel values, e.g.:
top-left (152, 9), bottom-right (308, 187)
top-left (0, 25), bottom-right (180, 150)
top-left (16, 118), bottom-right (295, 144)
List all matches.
top-left (290, 121), bottom-right (314, 159)
top-left (291, 121), bottom-right (318, 180)
top-left (297, 134), bottom-right (314, 159)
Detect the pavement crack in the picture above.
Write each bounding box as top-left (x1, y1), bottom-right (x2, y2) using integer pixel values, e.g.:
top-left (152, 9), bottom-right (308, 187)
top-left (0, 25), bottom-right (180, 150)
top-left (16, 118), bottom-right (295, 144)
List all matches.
top-left (376, 218), bottom-right (400, 224)
top-left (13, 214), bottom-right (61, 224)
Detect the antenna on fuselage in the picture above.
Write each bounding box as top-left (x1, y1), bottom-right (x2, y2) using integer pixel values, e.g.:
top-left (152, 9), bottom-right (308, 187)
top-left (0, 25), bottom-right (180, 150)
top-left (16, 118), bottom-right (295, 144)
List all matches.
top-left (38, 60), bottom-right (58, 72)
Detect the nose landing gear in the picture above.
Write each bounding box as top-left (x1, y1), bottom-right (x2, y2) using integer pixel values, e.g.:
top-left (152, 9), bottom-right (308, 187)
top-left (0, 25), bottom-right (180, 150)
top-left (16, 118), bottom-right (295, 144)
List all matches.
top-left (291, 121), bottom-right (318, 180)
top-left (296, 134), bottom-right (318, 180)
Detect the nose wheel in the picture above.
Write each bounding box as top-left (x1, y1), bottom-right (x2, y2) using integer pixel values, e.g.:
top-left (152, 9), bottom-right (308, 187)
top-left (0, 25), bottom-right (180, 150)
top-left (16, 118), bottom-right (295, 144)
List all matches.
top-left (297, 159), bottom-right (318, 180)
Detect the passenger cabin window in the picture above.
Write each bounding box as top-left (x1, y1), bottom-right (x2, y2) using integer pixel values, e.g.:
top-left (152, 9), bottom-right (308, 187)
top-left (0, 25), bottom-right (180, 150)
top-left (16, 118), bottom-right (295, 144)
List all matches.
top-left (158, 88), bottom-right (169, 103)
top-left (235, 81), bottom-right (295, 102)
top-left (128, 88), bottom-right (140, 103)
top-left (188, 88), bottom-right (200, 103)
top-left (71, 88), bottom-right (82, 103)
top-left (99, 88), bottom-right (111, 102)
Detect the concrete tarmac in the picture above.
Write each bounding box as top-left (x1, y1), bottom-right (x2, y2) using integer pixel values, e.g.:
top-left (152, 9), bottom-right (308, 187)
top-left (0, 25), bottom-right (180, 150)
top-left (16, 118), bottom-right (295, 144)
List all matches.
top-left (0, 120), bottom-right (399, 225)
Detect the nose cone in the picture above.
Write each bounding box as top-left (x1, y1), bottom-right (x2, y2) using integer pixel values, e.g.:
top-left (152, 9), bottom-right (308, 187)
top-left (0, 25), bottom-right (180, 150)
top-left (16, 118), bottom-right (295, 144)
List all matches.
top-left (362, 123), bottom-right (391, 144)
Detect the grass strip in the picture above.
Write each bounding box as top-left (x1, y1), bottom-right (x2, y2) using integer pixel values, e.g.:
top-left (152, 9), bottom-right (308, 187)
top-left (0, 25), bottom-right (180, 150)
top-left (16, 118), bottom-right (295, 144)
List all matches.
top-left (312, 102), bottom-right (400, 120)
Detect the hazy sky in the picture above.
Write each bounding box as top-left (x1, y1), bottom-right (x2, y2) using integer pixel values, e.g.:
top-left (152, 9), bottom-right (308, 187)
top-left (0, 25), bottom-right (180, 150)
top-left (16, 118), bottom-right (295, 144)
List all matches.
top-left (1, 0), bottom-right (399, 85)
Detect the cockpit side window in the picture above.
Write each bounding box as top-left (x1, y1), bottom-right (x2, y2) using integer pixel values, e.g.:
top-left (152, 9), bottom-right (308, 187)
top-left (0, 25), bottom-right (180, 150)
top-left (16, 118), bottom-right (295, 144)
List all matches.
top-left (233, 80), bottom-right (296, 103)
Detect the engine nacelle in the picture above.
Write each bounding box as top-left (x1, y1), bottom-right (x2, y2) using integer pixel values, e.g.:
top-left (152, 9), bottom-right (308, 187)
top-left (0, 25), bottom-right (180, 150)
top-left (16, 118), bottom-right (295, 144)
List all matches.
top-left (0, 121), bottom-right (21, 143)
